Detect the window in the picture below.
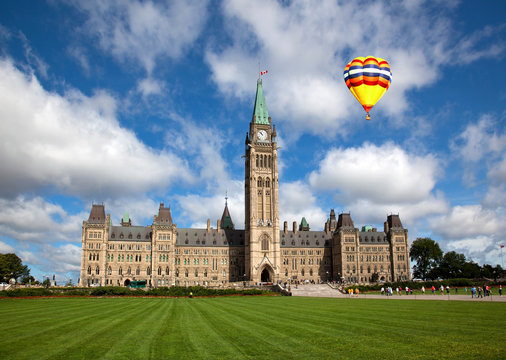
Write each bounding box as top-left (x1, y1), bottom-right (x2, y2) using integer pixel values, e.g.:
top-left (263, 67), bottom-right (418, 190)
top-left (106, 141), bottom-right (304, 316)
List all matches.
top-left (204, 269), bottom-right (207, 277)
top-left (127, 267), bottom-right (131, 275)
top-left (265, 178), bottom-right (270, 187)
top-left (87, 266), bottom-right (91, 275)
top-left (261, 236), bottom-right (269, 250)
top-left (185, 269), bottom-right (189, 277)
top-left (95, 266), bottom-right (100, 275)
top-left (158, 267), bottom-right (162, 275)
top-left (166, 267), bottom-right (169, 275)
top-left (194, 269), bottom-right (198, 277)
top-left (119, 267), bottom-right (123, 275)
top-left (222, 270), bottom-right (226, 278)
top-left (108, 267), bottom-right (112, 275)
top-left (258, 177), bottom-right (263, 187)
top-left (136, 267), bottom-right (140, 275)
top-left (147, 267), bottom-right (151, 275)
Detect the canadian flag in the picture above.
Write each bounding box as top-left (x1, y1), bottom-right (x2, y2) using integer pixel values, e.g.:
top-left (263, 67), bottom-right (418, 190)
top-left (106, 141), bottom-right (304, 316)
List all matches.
top-left (260, 70), bottom-right (268, 76)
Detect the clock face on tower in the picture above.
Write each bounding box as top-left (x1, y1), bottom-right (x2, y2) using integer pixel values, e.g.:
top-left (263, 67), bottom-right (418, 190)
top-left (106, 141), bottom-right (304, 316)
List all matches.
top-left (257, 130), bottom-right (268, 141)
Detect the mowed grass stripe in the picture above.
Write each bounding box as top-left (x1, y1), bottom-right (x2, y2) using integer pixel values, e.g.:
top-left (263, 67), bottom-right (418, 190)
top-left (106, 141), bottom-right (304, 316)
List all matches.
top-left (198, 297), bottom-right (306, 357)
top-left (1, 298), bottom-right (154, 360)
top-left (1, 297), bottom-right (505, 359)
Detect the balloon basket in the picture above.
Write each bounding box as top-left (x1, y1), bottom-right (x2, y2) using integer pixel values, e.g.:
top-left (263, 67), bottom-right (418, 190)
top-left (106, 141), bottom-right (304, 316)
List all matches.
top-left (365, 113), bottom-right (371, 121)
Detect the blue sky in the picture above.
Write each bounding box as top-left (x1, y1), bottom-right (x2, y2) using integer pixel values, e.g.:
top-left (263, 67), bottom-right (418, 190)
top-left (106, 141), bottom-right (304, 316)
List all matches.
top-left (0, 0), bottom-right (505, 283)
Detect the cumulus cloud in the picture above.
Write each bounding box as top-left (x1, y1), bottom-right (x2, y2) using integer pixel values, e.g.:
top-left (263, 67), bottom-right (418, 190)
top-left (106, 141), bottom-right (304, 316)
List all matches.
top-left (309, 142), bottom-right (440, 204)
top-left (0, 196), bottom-right (85, 243)
top-left (175, 180), bottom-right (245, 229)
top-left (72, 0), bottom-right (209, 74)
top-left (206, 0), bottom-right (504, 136)
top-left (0, 58), bottom-right (193, 199)
top-left (279, 181), bottom-right (327, 231)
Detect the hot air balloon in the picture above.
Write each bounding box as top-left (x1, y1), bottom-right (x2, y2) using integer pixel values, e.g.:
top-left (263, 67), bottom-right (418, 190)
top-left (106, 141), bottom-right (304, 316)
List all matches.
top-left (343, 56), bottom-right (392, 120)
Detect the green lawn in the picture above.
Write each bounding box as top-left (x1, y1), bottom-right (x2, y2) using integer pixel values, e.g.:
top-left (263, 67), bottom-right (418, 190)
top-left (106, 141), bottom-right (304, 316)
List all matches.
top-left (0, 296), bottom-right (504, 359)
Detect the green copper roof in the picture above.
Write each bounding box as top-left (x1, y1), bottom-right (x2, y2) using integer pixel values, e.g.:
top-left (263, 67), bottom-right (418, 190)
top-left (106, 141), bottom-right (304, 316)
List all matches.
top-left (122, 211), bottom-right (129, 223)
top-left (301, 217), bottom-right (309, 227)
top-left (253, 79), bottom-right (269, 124)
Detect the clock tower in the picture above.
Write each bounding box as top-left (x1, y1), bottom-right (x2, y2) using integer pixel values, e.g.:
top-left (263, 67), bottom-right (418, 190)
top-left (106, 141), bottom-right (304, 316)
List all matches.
top-left (245, 79), bottom-right (280, 283)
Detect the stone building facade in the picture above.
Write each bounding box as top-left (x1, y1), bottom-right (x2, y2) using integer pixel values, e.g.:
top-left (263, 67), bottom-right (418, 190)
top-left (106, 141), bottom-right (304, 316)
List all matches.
top-left (80, 79), bottom-right (411, 287)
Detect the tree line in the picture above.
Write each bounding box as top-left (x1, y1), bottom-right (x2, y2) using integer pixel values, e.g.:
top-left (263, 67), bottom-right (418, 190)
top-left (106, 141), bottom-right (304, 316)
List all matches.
top-left (409, 238), bottom-right (503, 281)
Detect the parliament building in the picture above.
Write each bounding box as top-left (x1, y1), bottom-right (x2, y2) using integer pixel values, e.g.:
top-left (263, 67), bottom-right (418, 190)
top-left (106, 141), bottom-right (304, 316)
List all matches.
top-left (79, 80), bottom-right (411, 287)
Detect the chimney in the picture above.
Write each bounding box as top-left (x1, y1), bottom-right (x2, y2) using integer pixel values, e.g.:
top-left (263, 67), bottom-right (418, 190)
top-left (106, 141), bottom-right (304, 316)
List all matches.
top-left (207, 219), bottom-right (211, 233)
top-left (217, 219), bottom-right (221, 231)
top-left (283, 221), bottom-right (288, 234)
top-left (293, 221), bottom-right (297, 234)
top-left (325, 222), bottom-right (329, 234)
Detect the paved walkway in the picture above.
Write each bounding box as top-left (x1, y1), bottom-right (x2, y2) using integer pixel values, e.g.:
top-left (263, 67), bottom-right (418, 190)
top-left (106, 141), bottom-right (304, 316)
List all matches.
top-left (290, 284), bottom-right (506, 302)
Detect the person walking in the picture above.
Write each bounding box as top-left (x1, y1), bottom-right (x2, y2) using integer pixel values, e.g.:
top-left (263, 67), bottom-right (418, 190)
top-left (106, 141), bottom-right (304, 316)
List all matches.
top-left (471, 286), bottom-right (476, 298)
top-left (421, 286), bottom-right (425, 295)
top-left (499, 285), bottom-right (502, 296)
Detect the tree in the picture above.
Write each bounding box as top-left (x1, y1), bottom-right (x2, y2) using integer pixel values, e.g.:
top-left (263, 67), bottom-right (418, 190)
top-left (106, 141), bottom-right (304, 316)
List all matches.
top-left (0, 253), bottom-right (27, 283)
top-left (438, 251), bottom-right (467, 279)
top-left (409, 238), bottom-right (443, 280)
top-left (462, 261), bottom-right (481, 279)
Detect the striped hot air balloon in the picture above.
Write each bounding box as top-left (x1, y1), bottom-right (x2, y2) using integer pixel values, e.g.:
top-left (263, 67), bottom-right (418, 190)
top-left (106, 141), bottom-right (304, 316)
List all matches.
top-left (343, 56), bottom-right (392, 120)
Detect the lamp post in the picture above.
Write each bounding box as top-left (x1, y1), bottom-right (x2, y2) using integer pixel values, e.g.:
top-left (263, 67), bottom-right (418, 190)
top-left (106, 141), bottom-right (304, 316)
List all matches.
top-left (501, 245), bottom-right (504, 268)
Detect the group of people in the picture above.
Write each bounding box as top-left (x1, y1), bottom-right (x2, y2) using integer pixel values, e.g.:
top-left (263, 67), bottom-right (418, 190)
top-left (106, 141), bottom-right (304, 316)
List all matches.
top-left (377, 284), bottom-right (503, 297)
top-left (347, 288), bottom-right (360, 297)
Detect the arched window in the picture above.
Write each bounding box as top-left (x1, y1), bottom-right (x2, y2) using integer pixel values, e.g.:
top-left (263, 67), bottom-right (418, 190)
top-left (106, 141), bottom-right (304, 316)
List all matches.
top-left (256, 154), bottom-right (259, 167)
top-left (89, 253), bottom-right (92, 261)
top-left (127, 267), bottom-right (131, 275)
top-left (165, 267), bottom-right (169, 275)
top-left (194, 269), bottom-right (198, 277)
top-left (260, 155), bottom-right (263, 168)
top-left (222, 270), bottom-right (226, 278)
top-left (176, 269), bottom-right (179, 277)
top-left (158, 267), bottom-right (162, 275)
top-left (204, 269), bottom-right (207, 277)
top-left (301, 269), bottom-right (305, 276)
top-left (95, 266), bottom-right (100, 275)
top-left (261, 236), bottom-right (269, 250)
top-left (310, 269), bottom-right (313, 276)
top-left (108, 267), bottom-right (112, 275)
top-left (258, 177), bottom-right (263, 187)
top-left (119, 267), bottom-right (123, 275)
top-left (87, 266), bottom-right (91, 275)
top-left (367, 266), bottom-right (371, 274)
top-left (268, 155), bottom-right (271, 168)
top-left (185, 269), bottom-right (189, 277)
top-left (263, 155), bottom-right (267, 168)
top-left (136, 267), bottom-right (140, 275)
top-left (265, 178), bottom-right (270, 187)
top-left (147, 267), bottom-right (151, 275)
top-left (285, 269), bottom-right (288, 276)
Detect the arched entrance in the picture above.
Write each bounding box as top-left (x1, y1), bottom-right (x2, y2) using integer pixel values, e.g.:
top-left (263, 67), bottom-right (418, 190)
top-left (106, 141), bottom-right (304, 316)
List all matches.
top-left (124, 279), bottom-right (131, 287)
top-left (261, 269), bottom-right (270, 282)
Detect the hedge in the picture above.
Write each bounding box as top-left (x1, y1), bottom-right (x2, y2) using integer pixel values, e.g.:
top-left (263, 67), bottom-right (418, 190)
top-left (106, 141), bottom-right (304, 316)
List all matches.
top-left (0, 286), bottom-right (270, 298)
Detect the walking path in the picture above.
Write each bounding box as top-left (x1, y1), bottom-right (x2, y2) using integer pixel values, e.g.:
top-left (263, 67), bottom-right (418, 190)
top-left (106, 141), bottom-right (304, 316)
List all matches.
top-left (290, 284), bottom-right (506, 302)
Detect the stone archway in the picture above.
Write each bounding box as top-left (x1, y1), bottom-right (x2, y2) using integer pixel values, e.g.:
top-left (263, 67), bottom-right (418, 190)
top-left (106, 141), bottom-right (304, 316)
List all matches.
top-left (259, 264), bottom-right (274, 283)
top-left (124, 279), bottom-right (131, 287)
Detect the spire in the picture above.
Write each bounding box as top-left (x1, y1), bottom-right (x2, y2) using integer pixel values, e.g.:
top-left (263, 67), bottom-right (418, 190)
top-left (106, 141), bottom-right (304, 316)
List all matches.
top-left (121, 211), bottom-right (131, 226)
top-left (252, 79), bottom-right (270, 125)
top-left (220, 195), bottom-right (234, 230)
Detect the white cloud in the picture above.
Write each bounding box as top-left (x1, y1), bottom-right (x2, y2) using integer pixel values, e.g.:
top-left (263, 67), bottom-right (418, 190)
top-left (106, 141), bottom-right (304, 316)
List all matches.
top-left (0, 196), bottom-right (85, 243)
top-left (175, 180), bottom-right (245, 229)
top-left (309, 142), bottom-right (440, 204)
top-left (206, 0), bottom-right (503, 136)
top-left (279, 181), bottom-right (327, 231)
top-left (137, 77), bottom-right (164, 97)
top-left (0, 58), bottom-right (193, 199)
top-left (451, 115), bottom-right (506, 163)
top-left (0, 241), bottom-right (15, 254)
top-left (73, 0), bottom-right (209, 74)
top-left (429, 205), bottom-right (506, 240)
